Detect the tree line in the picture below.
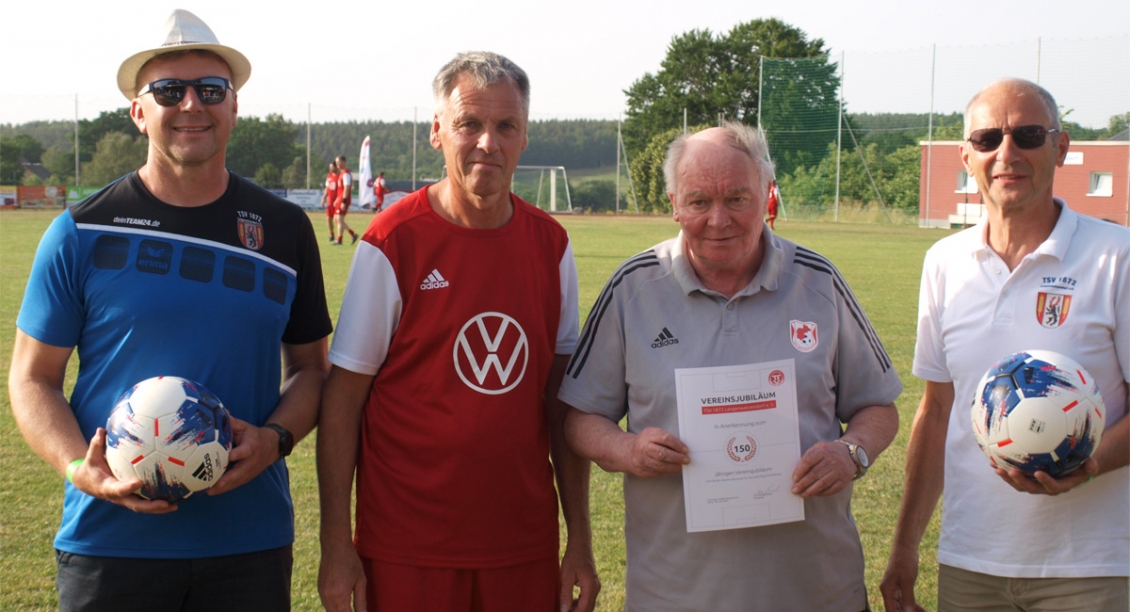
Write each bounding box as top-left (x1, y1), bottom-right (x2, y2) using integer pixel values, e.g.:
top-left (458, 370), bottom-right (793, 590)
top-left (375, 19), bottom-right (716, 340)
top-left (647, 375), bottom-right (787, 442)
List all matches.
top-left (5, 15), bottom-right (1127, 214)
top-left (617, 18), bottom-right (1129, 214)
top-left (1, 114), bottom-right (618, 189)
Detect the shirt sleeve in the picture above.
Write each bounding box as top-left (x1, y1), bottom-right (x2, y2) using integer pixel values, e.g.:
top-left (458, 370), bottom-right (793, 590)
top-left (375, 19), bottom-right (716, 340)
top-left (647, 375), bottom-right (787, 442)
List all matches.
top-left (556, 239), bottom-right (580, 355)
top-left (328, 241), bottom-right (402, 375)
top-left (1115, 237), bottom-right (1130, 384)
top-left (912, 245), bottom-right (953, 383)
top-left (16, 211), bottom-right (84, 348)
top-left (557, 271), bottom-right (629, 423)
top-left (831, 270), bottom-right (904, 422)
top-left (282, 210), bottom-right (333, 345)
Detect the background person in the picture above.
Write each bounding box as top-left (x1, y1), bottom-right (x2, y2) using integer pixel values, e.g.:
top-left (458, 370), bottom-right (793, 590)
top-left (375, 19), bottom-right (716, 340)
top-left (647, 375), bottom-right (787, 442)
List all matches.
top-left (766, 179), bottom-right (780, 230)
top-left (317, 51), bottom-right (598, 612)
top-left (323, 160), bottom-right (340, 242)
top-left (880, 78), bottom-right (1129, 612)
top-left (6, 9), bottom-right (331, 610)
top-left (333, 154), bottom-right (358, 245)
top-left (374, 171), bottom-right (389, 212)
top-left (560, 122), bottom-right (901, 611)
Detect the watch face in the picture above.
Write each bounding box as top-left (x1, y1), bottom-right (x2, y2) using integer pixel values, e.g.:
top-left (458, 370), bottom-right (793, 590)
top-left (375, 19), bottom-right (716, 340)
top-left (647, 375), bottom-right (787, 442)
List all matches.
top-left (856, 446), bottom-right (869, 468)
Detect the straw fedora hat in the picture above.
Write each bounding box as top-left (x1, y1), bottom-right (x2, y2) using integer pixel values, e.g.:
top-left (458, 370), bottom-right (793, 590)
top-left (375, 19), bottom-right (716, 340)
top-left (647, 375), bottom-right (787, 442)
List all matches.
top-left (116, 9), bottom-right (252, 101)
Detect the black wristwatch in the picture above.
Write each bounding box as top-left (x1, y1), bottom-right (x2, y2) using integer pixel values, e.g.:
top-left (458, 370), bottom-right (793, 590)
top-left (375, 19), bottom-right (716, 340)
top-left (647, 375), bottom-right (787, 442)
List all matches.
top-left (837, 439), bottom-right (870, 480)
top-left (263, 423), bottom-right (294, 458)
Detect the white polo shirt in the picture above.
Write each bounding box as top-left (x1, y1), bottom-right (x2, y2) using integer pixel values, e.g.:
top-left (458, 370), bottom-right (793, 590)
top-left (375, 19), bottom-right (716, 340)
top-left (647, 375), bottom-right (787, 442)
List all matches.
top-left (914, 199), bottom-right (1130, 578)
top-left (560, 228), bottom-right (902, 611)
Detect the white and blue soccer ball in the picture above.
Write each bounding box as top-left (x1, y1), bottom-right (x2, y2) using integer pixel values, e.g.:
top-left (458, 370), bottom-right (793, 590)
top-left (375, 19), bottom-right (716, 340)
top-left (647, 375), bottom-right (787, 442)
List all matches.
top-left (105, 376), bottom-right (232, 502)
top-left (971, 350), bottom-right (1105, 478)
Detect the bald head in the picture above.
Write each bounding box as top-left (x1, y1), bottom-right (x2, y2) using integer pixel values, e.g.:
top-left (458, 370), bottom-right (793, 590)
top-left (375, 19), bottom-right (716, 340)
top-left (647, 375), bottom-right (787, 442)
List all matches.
top-left (964, 79), bottom-right (1060, 139)
top-left (664, 122), bottom-right (775, 197)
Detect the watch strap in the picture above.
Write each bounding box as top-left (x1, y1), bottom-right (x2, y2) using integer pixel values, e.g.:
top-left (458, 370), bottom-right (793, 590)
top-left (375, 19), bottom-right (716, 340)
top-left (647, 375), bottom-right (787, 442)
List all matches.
top-left (836, 439), bottom-right (868, 480)
top-left (263, 423), bottom-right (294, 458)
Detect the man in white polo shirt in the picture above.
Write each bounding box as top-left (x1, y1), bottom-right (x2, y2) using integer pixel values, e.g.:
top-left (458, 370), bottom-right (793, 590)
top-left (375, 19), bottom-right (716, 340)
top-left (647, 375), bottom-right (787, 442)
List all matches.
top-left (881, 78), bottom-right (1130, 612)
top-left (560, 122), bottom-right (902, 611)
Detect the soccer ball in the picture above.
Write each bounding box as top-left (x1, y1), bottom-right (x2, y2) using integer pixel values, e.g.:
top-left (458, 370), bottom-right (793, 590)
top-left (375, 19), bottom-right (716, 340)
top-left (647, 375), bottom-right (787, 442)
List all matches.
top-left (971, 350), bottom-right (1105, 478)
top-left (105, 376), bottom-right (233, 502)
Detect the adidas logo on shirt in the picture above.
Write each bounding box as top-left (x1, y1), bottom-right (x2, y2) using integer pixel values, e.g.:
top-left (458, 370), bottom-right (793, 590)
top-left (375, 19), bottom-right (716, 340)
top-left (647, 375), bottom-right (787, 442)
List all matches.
top-left (651, 327), bottom-right (679, 348)
top-left (420, 269), bottom-right (450, 290)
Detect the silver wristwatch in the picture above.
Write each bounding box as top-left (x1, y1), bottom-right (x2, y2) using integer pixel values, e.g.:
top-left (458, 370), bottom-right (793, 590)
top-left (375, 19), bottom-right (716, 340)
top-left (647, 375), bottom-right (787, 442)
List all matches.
top-left (837, 439), bottom-right (870, 480)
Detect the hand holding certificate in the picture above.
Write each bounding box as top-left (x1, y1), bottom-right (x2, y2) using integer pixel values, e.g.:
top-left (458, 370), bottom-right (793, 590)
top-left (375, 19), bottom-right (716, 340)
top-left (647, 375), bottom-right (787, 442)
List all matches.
top-left (675, 359), bottom-right (804, 533)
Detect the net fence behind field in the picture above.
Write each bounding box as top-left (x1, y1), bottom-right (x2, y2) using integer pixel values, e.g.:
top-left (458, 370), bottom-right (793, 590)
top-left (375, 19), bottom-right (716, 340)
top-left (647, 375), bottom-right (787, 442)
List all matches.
top-left (760, 35), bottom-right (1130, 225)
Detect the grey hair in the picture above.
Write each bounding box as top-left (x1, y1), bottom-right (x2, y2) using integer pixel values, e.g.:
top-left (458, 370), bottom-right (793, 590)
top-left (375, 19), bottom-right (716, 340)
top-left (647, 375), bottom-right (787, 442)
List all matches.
top-left (664, 121), bottom-right (776, 196)
top-left (963, 78), bottom-right (1061, 138)
top-left (432, 51), bottom-right (530, 118)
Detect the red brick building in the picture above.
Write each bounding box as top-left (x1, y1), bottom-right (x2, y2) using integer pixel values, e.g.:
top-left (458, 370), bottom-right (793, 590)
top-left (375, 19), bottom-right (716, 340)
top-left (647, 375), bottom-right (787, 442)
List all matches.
top-left (918, 140), bottom-right (1130, 228)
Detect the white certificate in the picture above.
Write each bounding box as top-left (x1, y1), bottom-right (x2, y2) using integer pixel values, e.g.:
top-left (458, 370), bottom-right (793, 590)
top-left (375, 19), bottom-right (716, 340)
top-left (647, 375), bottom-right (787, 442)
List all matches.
top-left (675, 359), bottom-right (804, 532)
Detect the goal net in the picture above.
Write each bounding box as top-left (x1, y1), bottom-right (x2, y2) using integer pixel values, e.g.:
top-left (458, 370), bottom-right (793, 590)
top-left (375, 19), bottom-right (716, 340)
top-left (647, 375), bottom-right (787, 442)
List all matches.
top-left (512, 166), bottom-right (573, 213)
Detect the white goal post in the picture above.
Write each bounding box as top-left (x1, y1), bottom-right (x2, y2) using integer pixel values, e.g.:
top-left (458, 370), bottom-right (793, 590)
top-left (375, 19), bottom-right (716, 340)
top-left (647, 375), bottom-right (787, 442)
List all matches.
top-left (513, 165), bottom-right (572, 213)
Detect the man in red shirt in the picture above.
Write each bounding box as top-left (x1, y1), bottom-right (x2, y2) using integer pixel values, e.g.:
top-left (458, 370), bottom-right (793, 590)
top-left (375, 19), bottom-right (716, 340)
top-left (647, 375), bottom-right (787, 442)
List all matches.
top-left (322, 161), bottom-right (339, 243)
top-left (374, 171), bottom-right (389, 213)
top-left (333, 155), bottom-right (358, 245)
top-left (766, 180), bottom-right (780, 230)
top-left (317, 51), bottom-right (598, 612)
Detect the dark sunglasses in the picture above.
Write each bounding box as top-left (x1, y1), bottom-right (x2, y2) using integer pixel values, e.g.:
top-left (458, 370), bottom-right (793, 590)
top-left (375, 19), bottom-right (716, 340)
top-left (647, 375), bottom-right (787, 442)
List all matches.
top-left (138, 77), bottom-right (232, 107)
top-left (966, 125), bottom-right (1059, 152)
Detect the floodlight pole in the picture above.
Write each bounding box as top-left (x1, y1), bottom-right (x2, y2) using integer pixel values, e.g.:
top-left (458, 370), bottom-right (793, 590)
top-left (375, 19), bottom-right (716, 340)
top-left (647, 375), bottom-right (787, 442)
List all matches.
top-left (926, 44), bottom-right (936, 227)
top-left (74, 95), bottom-right (80, 188)
top-left (683, 108), bottom-right (687, 134)
top-left (757, 56), bottom-right (763, 131)
top-left (834, 53), bottom-right (843, 223)
top-left (306, 103), bottom-right (311, 189)
top-left (1036, 37), bottom-right (1042, 84)
top-left (616, 118), bottom-right (622, 214)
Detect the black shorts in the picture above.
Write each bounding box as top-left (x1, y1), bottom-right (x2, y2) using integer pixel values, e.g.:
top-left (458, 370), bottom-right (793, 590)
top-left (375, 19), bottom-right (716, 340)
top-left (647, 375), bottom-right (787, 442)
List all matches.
top-left (56, 545), bottom-right (292, 612)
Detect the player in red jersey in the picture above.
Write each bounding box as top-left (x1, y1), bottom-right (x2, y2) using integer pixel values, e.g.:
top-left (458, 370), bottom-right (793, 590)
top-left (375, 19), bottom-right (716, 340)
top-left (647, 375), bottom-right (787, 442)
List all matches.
top-left (317, 52), bottom-right (598, 612)
top-left (333, 155), bottom-right (358, 245)
top-left (322, 161), bottom-right (339, 242)
top-left (373, 171), bottom-right (388, 212)
top-left (766, 180), bottom-right (780, 230)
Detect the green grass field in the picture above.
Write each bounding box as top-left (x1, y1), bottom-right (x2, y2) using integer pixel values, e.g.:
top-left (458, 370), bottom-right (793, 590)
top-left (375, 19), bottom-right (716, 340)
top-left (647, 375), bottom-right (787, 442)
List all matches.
top-left (0, 209), bottom-right (952, 611)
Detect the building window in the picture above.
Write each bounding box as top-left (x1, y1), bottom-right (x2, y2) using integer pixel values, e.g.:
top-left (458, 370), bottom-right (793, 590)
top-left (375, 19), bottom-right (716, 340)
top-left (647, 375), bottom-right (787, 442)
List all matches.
top-left (956, 170), bottom-right (978, 193)
top-left (1088, 172), bottom-right (1113, 197)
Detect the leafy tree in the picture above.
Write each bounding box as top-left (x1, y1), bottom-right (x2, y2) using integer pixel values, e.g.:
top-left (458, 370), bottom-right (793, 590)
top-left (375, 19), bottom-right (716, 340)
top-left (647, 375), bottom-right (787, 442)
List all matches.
top-left (41, 144), bottom-right (76, 184)
top-left (1106, 112), bottom-right (1129, 138)
top-left (779, 141), bottom-right (922, 212)
top-left (77, 109), bottom-right (136, 163)
top-left (281, 154), bottom-right (324, 189)
top-left (931, 117), bottom-right (965, 141)
top-left (569, 179), bottom-right (618, 213)
top-left (1, 133), bottom-right (47, 183)
top-left (1, 120), bottom-right (75, 151)
top-left (861, 131), bottom-right (917, 156)
top-left (227, 114), bottom-right (305, 179)
top-left (627, 124), bottom-right (712, 214)
top-left (83, 132), bottom-right (147, 185)
top-left (622, 19), bottom-right (831, 159)
top-left (254, 162), bottom-right (282, 189)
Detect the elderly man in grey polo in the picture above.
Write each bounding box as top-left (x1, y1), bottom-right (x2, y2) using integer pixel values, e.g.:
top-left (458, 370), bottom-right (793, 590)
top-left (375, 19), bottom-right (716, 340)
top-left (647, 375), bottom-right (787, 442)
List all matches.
top-left (560, 122), bottom-right (901, 611)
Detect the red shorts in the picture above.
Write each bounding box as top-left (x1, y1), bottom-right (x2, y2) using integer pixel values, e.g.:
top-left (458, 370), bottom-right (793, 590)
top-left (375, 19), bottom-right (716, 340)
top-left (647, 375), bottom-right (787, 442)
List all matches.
top-left (362, 556), bottom-right (558, 612)
top-left (325, 202), bottom-right (338, 218)
top-left (337, 201), bottom-right (351, 216)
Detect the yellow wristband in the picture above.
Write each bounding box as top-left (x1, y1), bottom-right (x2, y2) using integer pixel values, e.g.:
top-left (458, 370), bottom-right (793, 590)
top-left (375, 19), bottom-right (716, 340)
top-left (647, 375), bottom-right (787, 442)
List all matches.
top-left (65, 458), bottom-right (84, 483)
